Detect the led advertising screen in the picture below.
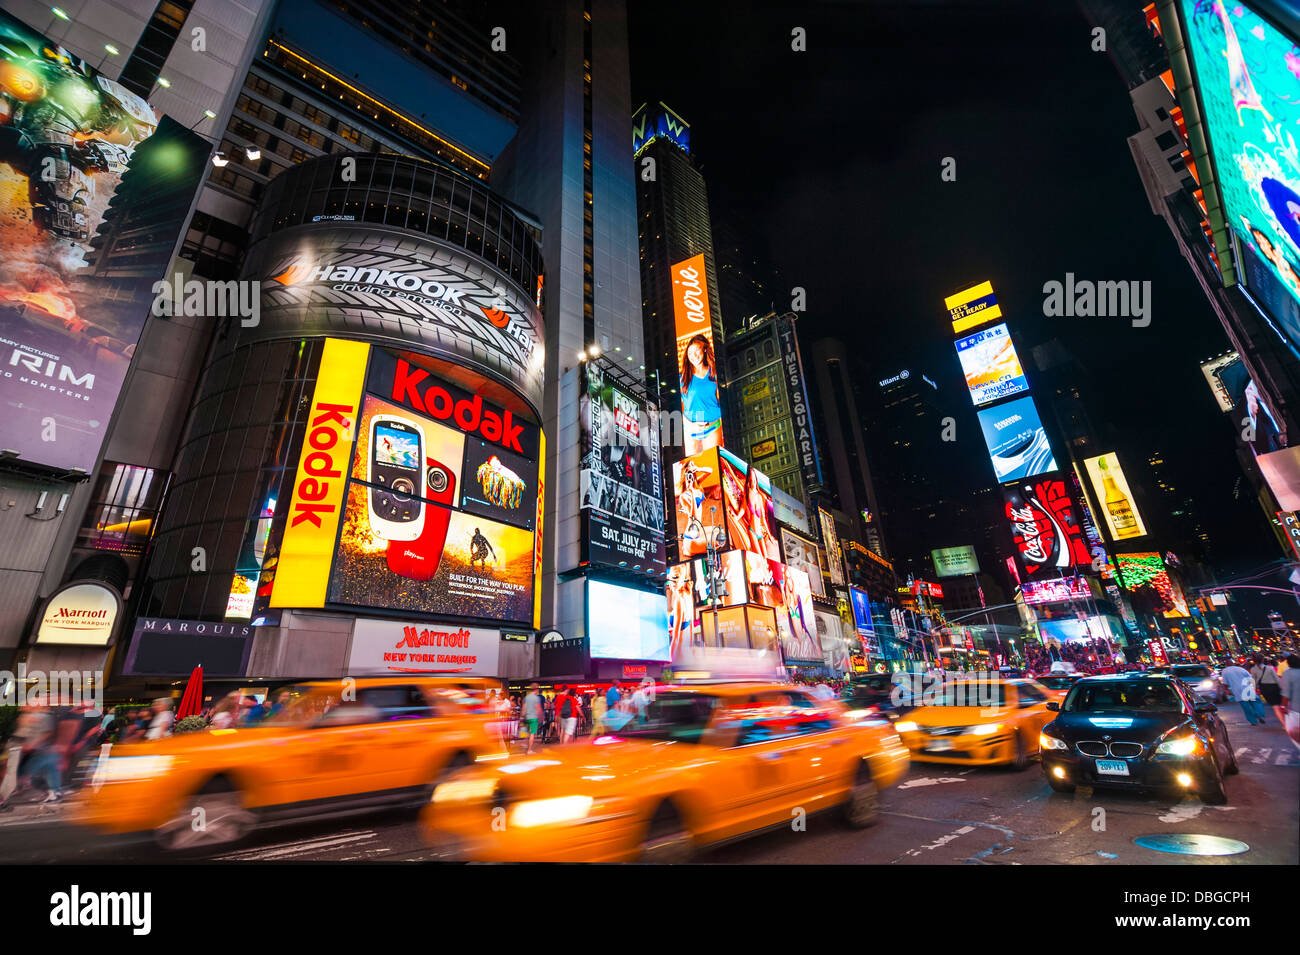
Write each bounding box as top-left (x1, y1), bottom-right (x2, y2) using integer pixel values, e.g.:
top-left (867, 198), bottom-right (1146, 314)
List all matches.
top-left (718, 447), bottom-right (781, 562)
top-left (946, 280), bottom-right (1003, 334)
top-left (0, 11), bottom-right (208, 472)
top-left (815, 609), bottom-right (851, 671)
top-left (673, 447), bottom-right (726, 558)
top-left (780, 527), bottom-right (826, 598)
top-left (1218, 357), bottom-right (1284, 454)
top-left (1115, 552), bottom-right (1191, 619)
top-left (954, 323), bottom-right (1029, 406)
top-left (976, 395), bottom-right (1058, 482)
top-left (931, 545), bottom-right (980, 578)
top-left (849, 586), bottom-right (872, 635)
top-left (691, 549), bottom-right (747, 608)
top-left (1003, 473), bottom-right (1093, 578)
top-left (1082, 452), bottom-right (1149, 542)
top-left (665, 562), bottom-right (697, 659)
top-left (579, 361), bottom-right (666, 573)
top-left (1200, 352), bottom-right (1240, 413)
top-left (743, 552), bottom-right (820, 662)
top-left (588, 579), bottom-right (670, 661)
top-left (671, 253), bottom-right (724, 455)
top-left (1181, 0), bottom-right (1300, 348)
top-left (818, 507), bottom-right (845, 586)
top-left (1021, 577), bottom-right (1093, 606)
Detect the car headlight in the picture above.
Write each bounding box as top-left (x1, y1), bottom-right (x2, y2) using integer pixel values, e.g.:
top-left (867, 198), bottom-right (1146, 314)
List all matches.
top-left (894, 721), bottom-right (919, 733)
top-left (970, 723), bottom-right (1002, 737)
top-left (432, 776), bottom-right (498, 804)
top-left (1197, 679), bottom-right (1215, 690)
top-left (507, 795), bottom-right (594, 828)
top-left (1156, 735), bottom-right (1200, 756)
top-left (101, 755), bottom-right (175, 782)
top-left (1039, 733), bottom-right (1068, 751)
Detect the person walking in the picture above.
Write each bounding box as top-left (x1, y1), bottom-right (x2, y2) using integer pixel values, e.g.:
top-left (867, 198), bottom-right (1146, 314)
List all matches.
top-left (145, 698), bottom-right (175, 740)
top-left (591, 689), bottom-right (607, 737)
top-left (0, 707), bottom-right (62, 808)
top-left (522, 684), bottom-right (544, 755)
top-left (1251, 656), bottom-right (1285, 727)
top-left (1220, 661), bottom-right (1266, 725)
top-left (209, 692), bottom-right (241, 729)
top-left (1279, 653), bottom-right (1300, 745)
top-left (555, 685), bottom-right (579, 744)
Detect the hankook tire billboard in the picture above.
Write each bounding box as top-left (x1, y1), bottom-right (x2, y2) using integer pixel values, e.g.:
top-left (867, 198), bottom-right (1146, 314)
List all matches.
top-left (240, 224), bottom-right (545, 414)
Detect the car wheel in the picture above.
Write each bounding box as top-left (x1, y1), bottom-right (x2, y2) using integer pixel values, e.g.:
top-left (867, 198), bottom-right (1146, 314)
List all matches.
top-left (839, 761), bottom-right (880, 828)
top-left (1200, 755), bottom-right (1229, 806)
top-left (154, 777), bottom-right (253, 853)
top-left (1221, 730), bottom-right (1239, 775)
top-left (1008, 731), bottom-right (1030, 771)
top-left (638, 801), bottom-right (694, 864)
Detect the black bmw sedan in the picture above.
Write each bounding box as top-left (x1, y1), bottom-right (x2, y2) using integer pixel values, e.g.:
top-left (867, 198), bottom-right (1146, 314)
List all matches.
top-left (1038, 675), bottom-right (1237, 804)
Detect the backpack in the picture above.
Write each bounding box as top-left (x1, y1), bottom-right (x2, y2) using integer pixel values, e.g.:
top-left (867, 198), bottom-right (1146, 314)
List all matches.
top-left (561, 695), bottom-right (576, 719)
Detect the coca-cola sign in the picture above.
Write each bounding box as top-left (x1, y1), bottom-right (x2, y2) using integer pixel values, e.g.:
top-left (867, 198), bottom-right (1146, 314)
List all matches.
top-left (1003, 473), bottom-right (1092, 578)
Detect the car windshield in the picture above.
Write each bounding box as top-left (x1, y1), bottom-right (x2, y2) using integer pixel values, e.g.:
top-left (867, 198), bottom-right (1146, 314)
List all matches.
top-left (1171, 666), bottom-right (1211, 679)
top-left (929, 683), bottom-right (1007, 706)
top-left (260, 686), bottom-right (340, 725)
top-left (1063, 681), bottom-right (1183, 713)
top-left (605, 692), bottom-right (718, 744)
top-left (1038, 677), bottom-right (1078, 690)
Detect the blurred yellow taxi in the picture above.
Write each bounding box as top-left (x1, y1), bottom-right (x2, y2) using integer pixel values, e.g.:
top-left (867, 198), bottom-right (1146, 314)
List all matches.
top-left (894, 679), bottom-right (1054, 769)
top-left (75, 677), bottom-right (505, 851)
top-left (422, 681), bottom-right (909, 862)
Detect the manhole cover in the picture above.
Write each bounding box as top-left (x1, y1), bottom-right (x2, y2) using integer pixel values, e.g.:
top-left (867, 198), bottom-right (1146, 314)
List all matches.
top-left (1134, 834), bottom-right (1250, 856)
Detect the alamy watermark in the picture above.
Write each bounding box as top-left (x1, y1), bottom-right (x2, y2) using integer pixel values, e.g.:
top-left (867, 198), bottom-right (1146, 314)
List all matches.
top-left (150, 273), bottom-right (260, 327)
top-left (0, 665), bottom-right (104, 714)
top-left (1042, 273), bottom-right (1150, 327)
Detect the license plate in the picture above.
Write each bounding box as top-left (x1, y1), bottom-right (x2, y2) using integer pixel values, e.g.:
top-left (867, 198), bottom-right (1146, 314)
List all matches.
top-left (925, 740), bottom-right (954, 752)
top-left (1096, 759), bottom-right (1129, 776)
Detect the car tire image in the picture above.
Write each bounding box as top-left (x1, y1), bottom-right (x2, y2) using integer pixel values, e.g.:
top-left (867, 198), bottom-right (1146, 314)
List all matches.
top-left (839, 761), bottom-right (880, 828)
top-left (1222, 731), bottom-right (1239, 775)
top-left (154, 776), bottom-right (254, 854)
top-left (1200, 755), bottom-right (1229, 806)
top-left (637, 801), bottom-right (694, 864)
top-left (1007, 731), bottom-right (1030, 771)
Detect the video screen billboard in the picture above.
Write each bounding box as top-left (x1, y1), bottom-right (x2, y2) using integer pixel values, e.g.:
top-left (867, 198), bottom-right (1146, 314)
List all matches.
top-left (0, 10), bottom-right (208, 472)
top-left (265, 341), bottom-right (544, 627)
top-left (1181, 0), bottom-right (1300, 349)
top-left (815, 609), bottom-right (851, 671)
top-left (955, 323), bottom-right (1029, 406)
top-left (976, 395), bottom-right (1058, 482)
top-left (946, 280), bottom-right (1003, 334)
top-left (1218, 357), bottom-right (1283, 454)
top-left (818, 507), bottom-right (845, 586)
top-left (671, 253), bottom-right (724, 455)
top-left (718, 448), bottom-right (780, 561)
top-left (1115, 552), bottom-right (1191, 619)
top-left (1021, 577), bottom-right (1093, 606)
top-left (1200, 353), bottom-right (1240, 413)
top-left (1081, 452), bottom-right (1148, 543)
top-left (692, 549), bottom-right (747, 608)
top-left (931, 545), bottom-right (980, 578)
top-left (1003, 472), bottom-right (1093, 578)
top-left (579, 361), bottom-right (665, 573)
top-left (673, 447), bottom-right (726, 558)
top-left (665, 563), bottom-right (697, 659)
top-left (780, 527), bottom-right (826, 598)
top-left (588, 579), bottom-right (670, 661)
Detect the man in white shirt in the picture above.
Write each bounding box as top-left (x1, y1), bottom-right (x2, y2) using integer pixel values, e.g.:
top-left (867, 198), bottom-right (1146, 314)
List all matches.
top-left (1220, 664), bottom-right (1266, 725)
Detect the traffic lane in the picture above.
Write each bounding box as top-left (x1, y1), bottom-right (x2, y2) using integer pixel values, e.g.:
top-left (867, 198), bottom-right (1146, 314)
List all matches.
top-left (706, 709), bottom-right (1298, 865)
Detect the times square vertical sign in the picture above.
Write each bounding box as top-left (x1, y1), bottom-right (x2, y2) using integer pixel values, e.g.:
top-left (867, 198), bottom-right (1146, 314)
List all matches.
top-left (777, 316), bottom-right (823, 496)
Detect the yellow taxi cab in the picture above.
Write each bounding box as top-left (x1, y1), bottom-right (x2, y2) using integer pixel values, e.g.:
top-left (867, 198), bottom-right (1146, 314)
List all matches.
top-left (893, 678), bottom-right (1055, 769)
top-left (422, 681), bottom-right (910, 862)
top-left (1035, 674), bottom-right (1082, 704)
top-left (75, 677), bottom-right (505, 852)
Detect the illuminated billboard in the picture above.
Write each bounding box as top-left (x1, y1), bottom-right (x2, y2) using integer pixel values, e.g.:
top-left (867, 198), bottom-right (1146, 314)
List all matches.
top-left (632, 101), bottom-right (691, 156)
top-left (692, 549), bottom-right (747, 608)
top-left (742, 553), bottom-right (820, 662)
top-left (946, 280), bottom-right (1004, 334)
top-left (955, 323), bottom-right (1029, 406)
top-left (1082, 452), bottom-right (1148, 542)
top-left (1181, 0), bottom-right (1300, 349)
top-left (671, 253), bottom-right (724, 455)
top-left (262, 341), bottom-right (544, 627)
top-left (1021, 577), bottom-right (1093, 606)
top-left (931, 545), bottom-right (980, 578)
top-left (579, 361), bottom-right (666, 574)
top-left (718, 448), bottom-right (780, 562)
top-left (666, 562), bottom-right (697, 659)
top-left (780, 527), bottom-right (826, 598)
top-left (1200, 352), bottom-right (1240, 413)
top-left (976, 396), bottom-right (1058, 482)
top-left (588, 579), bottom-right (670, 661)
top-left (673, 447), bottom-right (726, 558)
top-left (1003, 473), bottom-right (1093, 578)
top-left (1116, 552), bottom-right (1191, 619)
top-left (0, 10), bottom-right (208, 472)
top-left (1218, 357), bottom-right (1283, 454)
top-left (818, 507), bottom-right (845, 586)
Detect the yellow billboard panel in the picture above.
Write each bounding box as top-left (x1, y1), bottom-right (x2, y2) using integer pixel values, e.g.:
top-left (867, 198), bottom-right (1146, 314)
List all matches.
top-left (1082, 452), bottom-right (1148, 543)
top-left (671, 253), bottom-right (724, 454)
top-left (271, 338), bottom-right (370, 607)
top-left (946, 280), bottom-right (1004, 334)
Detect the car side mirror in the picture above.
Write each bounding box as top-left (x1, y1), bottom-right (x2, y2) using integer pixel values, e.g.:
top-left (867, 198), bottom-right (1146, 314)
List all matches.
top-left (1194, 701), bottom-right (1216, 714)
top-left (1046, 701), bottom-right (1060, 712)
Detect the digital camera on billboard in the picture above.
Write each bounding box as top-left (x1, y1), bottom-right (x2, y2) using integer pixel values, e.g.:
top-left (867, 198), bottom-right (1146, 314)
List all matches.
top-left (366, 415), bottom-right (426, 541)
top-left (385, 456), bottom-right (457, 580)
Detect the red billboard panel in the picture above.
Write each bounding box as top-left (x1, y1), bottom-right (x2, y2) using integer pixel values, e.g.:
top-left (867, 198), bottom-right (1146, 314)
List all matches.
top-left (1003, 472), bottom-right (1093, 579)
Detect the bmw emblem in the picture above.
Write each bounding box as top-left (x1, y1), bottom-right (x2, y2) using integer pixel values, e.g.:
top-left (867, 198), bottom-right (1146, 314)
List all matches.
top-left (1103, 735), bottom-right (1112, 741)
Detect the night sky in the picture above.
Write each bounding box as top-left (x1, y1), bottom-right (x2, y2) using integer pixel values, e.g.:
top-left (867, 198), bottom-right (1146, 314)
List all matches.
top-left (627, 0), bottom-right (1284, 603)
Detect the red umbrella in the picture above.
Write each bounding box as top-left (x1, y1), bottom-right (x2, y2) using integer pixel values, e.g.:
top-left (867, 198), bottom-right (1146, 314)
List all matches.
top-left (176, 665), bottom-right (204, 720)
